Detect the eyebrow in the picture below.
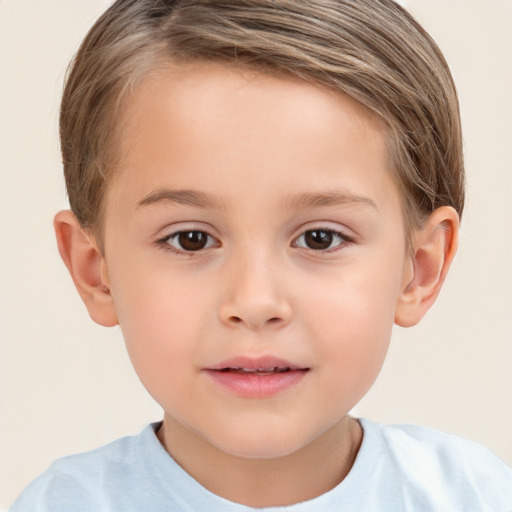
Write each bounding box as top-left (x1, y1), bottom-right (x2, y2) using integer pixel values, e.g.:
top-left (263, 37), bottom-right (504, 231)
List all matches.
top-left (137, 189), bottom-right (226, 210)
top-left (137, 188), bottom-right (378, 212)
top-left (287, 191), bottom-right (378, 211)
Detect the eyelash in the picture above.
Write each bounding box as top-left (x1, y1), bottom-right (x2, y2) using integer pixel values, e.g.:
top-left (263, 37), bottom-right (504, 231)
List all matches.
top-left (156, 228), bottom-right (353, 255)
top-left (156, 230), bottom-right (219, 255)
top-left (292, 229), bottom-right (352, 252)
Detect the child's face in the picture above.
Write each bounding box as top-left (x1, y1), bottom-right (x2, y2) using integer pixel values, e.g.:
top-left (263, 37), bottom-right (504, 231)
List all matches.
top-left (101, 62), bottom-right (411, 458)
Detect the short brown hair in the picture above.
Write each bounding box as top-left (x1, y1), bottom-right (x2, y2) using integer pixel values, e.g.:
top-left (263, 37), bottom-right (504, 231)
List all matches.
top-left (60, 0), bottom-right (465, 243)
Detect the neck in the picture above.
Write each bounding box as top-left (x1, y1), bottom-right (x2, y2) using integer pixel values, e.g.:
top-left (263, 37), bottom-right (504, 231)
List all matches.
top-left (157, 415), bottom-right (363, 508)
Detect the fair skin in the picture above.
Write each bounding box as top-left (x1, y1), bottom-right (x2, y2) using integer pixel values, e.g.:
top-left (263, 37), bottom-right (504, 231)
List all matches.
top-left (55, 62), bottom-right (459, 507)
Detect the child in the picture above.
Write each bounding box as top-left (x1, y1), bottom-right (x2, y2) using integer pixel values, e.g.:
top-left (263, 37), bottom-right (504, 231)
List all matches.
top-left (10, 0), bottom-right (512, 510)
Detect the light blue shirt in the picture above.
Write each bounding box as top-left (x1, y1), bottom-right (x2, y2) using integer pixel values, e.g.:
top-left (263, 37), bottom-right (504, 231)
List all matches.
top-left (9, 419), bottom-right (512, 511)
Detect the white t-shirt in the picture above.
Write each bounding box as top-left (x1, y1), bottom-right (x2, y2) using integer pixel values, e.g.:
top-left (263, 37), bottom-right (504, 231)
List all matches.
top-left (9, 418), bottom-right (512, 511)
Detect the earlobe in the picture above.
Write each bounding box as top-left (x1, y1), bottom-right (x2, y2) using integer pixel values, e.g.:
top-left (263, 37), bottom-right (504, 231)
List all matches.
top-left (54, 210), bottom-right (118, 327)
top-left (395, 206), bottom-right (459, 327)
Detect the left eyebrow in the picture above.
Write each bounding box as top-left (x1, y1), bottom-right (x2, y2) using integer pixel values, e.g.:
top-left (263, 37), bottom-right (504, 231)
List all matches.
top-left (136, 189), bottom-right (226, 210)
top-left (287, 191), bottom-right (379, 211)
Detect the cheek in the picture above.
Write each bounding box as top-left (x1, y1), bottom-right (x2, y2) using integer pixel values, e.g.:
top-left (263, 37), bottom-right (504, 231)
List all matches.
top-left (109, 264), bottom-right (212, 382)
top-left (312, 289), bottom-right (394, 365)
top-left (112, 256), bottom-right (208, 329)
top-left (303, 265), bottom-right (400, 394)
top-left (304, 259), bottom-right (400, 337)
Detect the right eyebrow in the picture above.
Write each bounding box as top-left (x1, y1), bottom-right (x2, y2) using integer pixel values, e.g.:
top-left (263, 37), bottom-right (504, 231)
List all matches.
top-left (136, 189), bottom-right (226, 210)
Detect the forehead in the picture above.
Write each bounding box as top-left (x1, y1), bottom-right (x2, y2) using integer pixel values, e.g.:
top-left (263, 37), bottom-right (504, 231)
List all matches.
top-left (121, 61), bottom-right (386, 148)
top-left (107, 61), bottom-right (399, 218)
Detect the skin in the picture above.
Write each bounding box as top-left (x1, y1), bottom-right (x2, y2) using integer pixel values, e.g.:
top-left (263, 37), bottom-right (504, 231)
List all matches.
top-left (55, 62), bottom-right (459, 507)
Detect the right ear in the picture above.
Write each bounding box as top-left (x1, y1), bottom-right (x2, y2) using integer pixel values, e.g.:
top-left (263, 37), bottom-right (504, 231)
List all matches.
top-left (54, 210), bottom-right (118, 327)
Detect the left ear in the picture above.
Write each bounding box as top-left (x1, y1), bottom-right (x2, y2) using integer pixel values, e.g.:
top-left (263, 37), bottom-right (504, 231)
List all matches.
top-left (395, 206), bottom-right (459, 327)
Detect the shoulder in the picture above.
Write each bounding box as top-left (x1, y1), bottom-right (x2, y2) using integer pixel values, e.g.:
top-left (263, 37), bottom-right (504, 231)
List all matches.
top-left (377, 421), bottom-right (510, 476)
top-left (360, 419), bottom-right (512, 511)
top-left (9, 424), bottom-right (156, 512)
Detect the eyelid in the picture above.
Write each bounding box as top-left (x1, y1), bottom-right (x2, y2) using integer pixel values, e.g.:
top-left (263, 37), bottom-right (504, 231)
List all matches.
top-left (153, 222), bottom-right (355, 255)
top-left (156, 226), bottom-right (221, 255)
top-left (155, 220), bottom-right (219, 241)
top-left (172, 230), bottom-right (218, 247)
top-left (292, 225), bottom-right (355, 252)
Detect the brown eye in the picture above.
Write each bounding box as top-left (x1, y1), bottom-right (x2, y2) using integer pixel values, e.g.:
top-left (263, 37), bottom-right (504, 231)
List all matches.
top-left (166, 231), bottom-right (216, 252)
top-left (295, 229), bottom-right (346, 251)
top-left (178, 231), bottom-right (207, 251)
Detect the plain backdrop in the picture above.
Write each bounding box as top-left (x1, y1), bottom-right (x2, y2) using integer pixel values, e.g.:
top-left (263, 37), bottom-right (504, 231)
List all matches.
top-left (1, 0), bottom-right (511, 509)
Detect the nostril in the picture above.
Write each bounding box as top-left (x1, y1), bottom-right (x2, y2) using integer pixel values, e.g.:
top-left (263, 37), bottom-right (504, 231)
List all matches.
top-left (227, 315), bottom-right (282, 328)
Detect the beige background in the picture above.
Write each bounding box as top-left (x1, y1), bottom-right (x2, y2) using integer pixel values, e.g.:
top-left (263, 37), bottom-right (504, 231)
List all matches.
top-left (1, 0), bottom-right (511, 509)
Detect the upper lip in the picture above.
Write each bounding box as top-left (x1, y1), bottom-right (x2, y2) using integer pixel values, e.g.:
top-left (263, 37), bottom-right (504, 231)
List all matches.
top-left (206, 356), bottom-right (309, 372)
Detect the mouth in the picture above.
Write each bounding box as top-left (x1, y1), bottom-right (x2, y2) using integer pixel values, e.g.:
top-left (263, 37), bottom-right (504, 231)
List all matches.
top-left (204, 357), bottom-right (310, 398)
top-left (217, 366), bottom-right (300, 376)
top-left (207, 356), bottom-right (309, 374)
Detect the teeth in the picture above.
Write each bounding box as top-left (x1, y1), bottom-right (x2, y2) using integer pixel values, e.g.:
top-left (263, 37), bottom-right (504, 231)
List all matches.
top-left (222, 366), bottom-right (291, 374)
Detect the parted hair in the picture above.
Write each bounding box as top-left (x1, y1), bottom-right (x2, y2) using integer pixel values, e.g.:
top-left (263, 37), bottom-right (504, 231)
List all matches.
top-left (60, 0), bottom-right (465, 242)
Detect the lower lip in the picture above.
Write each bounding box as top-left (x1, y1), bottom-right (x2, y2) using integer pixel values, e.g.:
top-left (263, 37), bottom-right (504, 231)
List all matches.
top-left (204, 369), bottom-right (308, 398)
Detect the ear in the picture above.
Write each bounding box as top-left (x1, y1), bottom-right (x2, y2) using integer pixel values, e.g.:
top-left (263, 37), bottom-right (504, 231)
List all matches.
top-left (54, 210), bottom-right (118, 327)
top-left (395, 206), bottom-right (459, 328)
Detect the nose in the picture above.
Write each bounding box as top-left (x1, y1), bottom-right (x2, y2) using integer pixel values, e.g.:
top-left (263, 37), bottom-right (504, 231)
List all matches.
top-left (218, 251), bottom-right (292, 331)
